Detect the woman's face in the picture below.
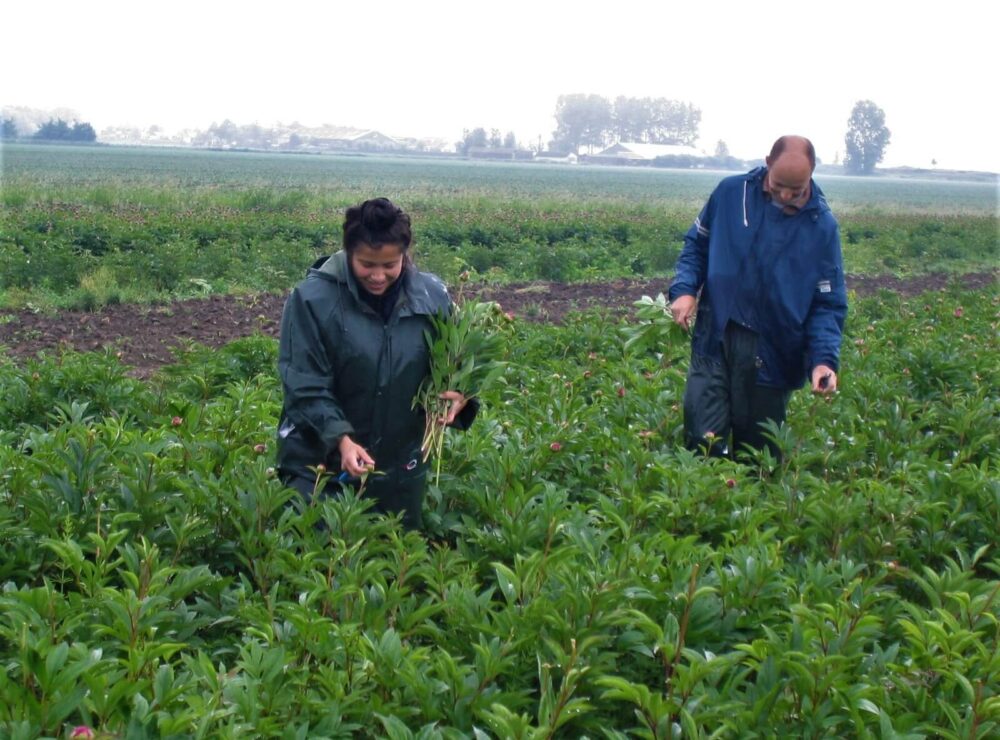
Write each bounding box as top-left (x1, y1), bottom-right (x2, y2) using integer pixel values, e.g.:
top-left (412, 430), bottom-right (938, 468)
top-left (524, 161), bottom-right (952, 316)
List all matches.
top-left (349, 242), bottom-right (405, 295)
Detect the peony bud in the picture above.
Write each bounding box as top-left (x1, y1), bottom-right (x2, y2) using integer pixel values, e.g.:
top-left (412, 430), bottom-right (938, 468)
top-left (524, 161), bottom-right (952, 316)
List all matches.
top-left (171, 416), bottom-right (183, 427)
top-left (549, 442), bottom-right (562, 452)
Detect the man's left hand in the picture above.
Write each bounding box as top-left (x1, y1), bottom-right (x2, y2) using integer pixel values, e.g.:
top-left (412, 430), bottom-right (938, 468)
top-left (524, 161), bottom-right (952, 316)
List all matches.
top-left (811, 365), bottom-right (838, 394)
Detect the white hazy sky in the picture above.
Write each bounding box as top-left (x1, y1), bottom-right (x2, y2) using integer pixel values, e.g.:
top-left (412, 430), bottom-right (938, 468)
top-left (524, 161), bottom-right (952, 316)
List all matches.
top-left (3, 0), bottom-right (998, 172)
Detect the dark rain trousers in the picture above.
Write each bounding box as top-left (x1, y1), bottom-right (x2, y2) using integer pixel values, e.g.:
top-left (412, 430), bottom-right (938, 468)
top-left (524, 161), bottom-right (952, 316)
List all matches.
top-left (683, 322), bottom-right (791, 460)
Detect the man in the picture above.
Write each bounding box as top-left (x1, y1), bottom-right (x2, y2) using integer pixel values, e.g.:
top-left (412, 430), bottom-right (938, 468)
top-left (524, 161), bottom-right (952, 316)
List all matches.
top-left (668, 135), bottom-right (847, 459)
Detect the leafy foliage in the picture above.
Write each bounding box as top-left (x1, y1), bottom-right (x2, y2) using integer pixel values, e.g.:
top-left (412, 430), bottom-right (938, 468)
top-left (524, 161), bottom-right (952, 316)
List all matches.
top-left (1, 287), bottom-right (998, 736)
top-left (2, 144), bottom-right (995, 310)
top-left (414, 299), bottom-right (509, 469)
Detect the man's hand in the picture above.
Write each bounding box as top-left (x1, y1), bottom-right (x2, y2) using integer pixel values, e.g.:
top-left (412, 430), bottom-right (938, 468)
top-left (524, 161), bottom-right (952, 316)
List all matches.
top-left (338, 435), bottom-right (375, 477)
top-left (811, 365), bottom-right (838, 394)
top-left (670, 295), bottom-right (697, 330)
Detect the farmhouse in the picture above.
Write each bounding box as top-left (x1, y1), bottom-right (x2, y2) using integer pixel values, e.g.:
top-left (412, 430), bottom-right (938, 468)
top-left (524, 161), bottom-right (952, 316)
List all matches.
top-left (304, 126), bottom-right (400, 152)
top-left (593, 142), bottom-right (704, 162)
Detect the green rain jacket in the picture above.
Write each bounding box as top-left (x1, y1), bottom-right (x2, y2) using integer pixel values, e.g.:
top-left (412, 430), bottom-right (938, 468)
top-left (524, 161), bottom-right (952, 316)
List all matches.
top-left (276, 250), bottom-right (464, 528)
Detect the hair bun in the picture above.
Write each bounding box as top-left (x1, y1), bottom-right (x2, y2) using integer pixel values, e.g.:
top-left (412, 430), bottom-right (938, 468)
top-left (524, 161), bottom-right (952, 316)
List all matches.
top-left (342, 197), bottom-right (412, 252)
top-left (360, 198), bottom-right (397, 230)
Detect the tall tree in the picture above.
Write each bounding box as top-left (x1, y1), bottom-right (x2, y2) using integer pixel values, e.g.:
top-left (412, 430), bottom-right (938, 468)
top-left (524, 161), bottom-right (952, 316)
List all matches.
top-left (612, 96), bottom-right (652, 142)
top-left (609, 96), bottom-right (701, 145)
top-left (457, 127), bottom-right (488, 154)
top-left (71, 121), bottom-right (97, 142)
top-left (34, 118), bottom-right (73, 140)
top-left (552, 94), bottom-right (612, 154)
top-left (646, 99), bottom-right (700, 146)
top-left (844, 100), bottom-right (891, 175)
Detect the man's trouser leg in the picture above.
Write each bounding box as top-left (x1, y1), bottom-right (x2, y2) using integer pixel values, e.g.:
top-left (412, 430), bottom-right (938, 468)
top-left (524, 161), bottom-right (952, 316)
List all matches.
top-left (683, 352), bottom-right (731, 456)
top-left (683, 323), bottom-right (790, 459)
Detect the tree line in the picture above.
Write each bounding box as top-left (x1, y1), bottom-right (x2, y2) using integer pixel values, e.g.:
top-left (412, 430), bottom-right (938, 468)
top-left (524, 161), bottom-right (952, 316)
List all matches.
top-left (2, 98), bottom-right (893, 174)
top-left (1, 117), bottom-right (97, 143)
top-left (459, 96), bottom-right (891, 173)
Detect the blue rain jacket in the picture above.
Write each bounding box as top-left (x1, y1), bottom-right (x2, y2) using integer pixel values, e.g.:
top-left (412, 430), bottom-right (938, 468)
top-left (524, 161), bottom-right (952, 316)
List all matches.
top-left (668, 167), bottom-right (847, 389)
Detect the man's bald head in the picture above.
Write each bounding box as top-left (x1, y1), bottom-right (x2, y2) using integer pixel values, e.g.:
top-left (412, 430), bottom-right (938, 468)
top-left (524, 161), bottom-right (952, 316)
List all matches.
top-left (765, 136), bottom-right (815, 212)
top-left (767, 135), bottom-right (816, 172)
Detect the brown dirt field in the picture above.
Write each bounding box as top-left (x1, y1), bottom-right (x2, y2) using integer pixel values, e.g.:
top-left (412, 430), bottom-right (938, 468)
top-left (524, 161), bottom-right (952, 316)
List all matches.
top-left (1, 272), bottom-right (996, 377)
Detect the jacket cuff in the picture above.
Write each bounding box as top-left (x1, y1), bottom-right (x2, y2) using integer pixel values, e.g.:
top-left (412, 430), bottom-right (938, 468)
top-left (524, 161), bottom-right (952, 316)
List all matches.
top-left (321, 421), bottom-right (355, 450)
top-left (808, 355), bottom-right (839, 374)
top-left (448, 397), bottom-right (480, 430)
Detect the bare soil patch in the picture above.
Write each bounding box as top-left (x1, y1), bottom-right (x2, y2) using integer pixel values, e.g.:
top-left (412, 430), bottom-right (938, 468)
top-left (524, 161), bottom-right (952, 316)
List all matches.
top-left (1, 272), bottom-right (995, 377)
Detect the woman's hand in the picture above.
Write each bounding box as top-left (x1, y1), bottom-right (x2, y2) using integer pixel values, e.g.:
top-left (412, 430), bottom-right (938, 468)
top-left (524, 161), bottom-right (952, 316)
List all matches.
top-left (338, 435), bottom-right (375, 477)
top-left (439, 391), bottom-right (469, 425)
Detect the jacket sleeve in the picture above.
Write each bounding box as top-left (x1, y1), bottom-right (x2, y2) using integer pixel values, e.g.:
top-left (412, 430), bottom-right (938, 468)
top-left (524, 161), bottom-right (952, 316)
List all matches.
top-left (668, 191), bottom-right (715, 301)
top-left (804, 226), bottom-right (848, 372)
top-left (278, 288), bottom-right (354, 453)
top-left (448, 397), bottom-right (480, 430)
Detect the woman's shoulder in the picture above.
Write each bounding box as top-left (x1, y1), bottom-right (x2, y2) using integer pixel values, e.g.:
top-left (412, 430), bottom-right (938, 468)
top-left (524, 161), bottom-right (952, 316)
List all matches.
top-left (406, 269), bottom-right (451, 314)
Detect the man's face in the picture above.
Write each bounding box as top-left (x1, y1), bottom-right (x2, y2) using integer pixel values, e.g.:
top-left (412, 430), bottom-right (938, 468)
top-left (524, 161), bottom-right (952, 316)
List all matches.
top-left (764, 152), bottom-right (812, 212)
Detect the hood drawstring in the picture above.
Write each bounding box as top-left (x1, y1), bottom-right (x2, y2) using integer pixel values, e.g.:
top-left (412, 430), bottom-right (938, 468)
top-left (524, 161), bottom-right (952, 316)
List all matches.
top-left (742, 179), bottom-right (749, 227)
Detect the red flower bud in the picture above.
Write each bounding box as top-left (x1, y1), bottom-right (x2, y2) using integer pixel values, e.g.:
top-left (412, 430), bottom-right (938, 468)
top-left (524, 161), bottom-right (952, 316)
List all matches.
top-left (549, 442), bottom-right (562, 452)
top-left (617, 387), bottom-right (626, 398)
top-left (253, 444), bottom-right (267, 454)
top-left (171, 416), bottom-right (183, 427)
top-left (725, 478), bottom-right (736, 488)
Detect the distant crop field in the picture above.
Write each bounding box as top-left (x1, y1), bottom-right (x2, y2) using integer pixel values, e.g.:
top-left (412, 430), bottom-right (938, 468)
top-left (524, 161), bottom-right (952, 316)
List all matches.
top-left (1, 143), bottom-right (997, 309)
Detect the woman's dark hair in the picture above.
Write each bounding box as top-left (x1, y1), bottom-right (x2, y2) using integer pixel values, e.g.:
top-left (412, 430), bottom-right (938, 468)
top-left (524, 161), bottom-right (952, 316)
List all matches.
top-left (342, 198), bottom-right (412, 253)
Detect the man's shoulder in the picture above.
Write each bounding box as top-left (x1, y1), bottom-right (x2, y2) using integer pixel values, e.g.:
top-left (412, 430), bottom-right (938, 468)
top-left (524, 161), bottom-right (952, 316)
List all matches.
top-left (712, 168), bottom-right (763, 197)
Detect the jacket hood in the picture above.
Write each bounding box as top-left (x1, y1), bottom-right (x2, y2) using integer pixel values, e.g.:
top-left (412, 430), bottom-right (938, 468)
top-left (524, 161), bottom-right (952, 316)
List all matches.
top-left (310, 250), bottom-right (450, 317)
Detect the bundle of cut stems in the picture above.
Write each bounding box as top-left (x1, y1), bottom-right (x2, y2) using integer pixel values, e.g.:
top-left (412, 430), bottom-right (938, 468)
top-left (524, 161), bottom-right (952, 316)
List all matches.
top-left (413, 299), bottom-right (508, 479)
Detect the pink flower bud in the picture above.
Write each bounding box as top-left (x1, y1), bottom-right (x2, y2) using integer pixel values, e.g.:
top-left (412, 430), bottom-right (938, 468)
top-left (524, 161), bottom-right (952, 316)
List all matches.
top-left (617, 387), bottom-right (626, 398)
top-left (171, 416), bottom-right (183, 427)
top-left (70, 728), bottom-right (96, 740)
top-left (253, 444), bottom-right (267, 454)
top-left (549, 442), bottom-right (562, 452)
top-left (725, 478), bottom-right (736, 489)
top-left (954, 307), bottom-right (963, 318)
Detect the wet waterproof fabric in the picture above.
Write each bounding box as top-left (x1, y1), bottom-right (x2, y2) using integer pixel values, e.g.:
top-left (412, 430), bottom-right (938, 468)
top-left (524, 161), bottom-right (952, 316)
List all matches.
top-left (668, 166), bottom-right (848, 390)
top-left (683, 322), bottom-right (791, 458)
top-left (276, 251), bottom-right (474, 529)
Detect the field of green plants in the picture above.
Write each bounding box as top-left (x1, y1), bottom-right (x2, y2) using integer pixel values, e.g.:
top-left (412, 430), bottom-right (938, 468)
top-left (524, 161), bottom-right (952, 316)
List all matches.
top-left (1, 143), bottom-right (997, 310)
top-left (1, 144), bottom-right (998, 738)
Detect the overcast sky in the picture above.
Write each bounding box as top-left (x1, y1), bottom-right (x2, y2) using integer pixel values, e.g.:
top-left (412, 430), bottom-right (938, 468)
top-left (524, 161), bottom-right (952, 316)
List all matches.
top-left (4, 0), bottom-right (998, 172)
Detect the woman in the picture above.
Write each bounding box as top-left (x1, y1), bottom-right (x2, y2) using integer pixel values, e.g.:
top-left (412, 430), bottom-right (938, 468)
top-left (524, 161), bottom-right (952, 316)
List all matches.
top-left (276, 197), bottom-right (476, 529)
